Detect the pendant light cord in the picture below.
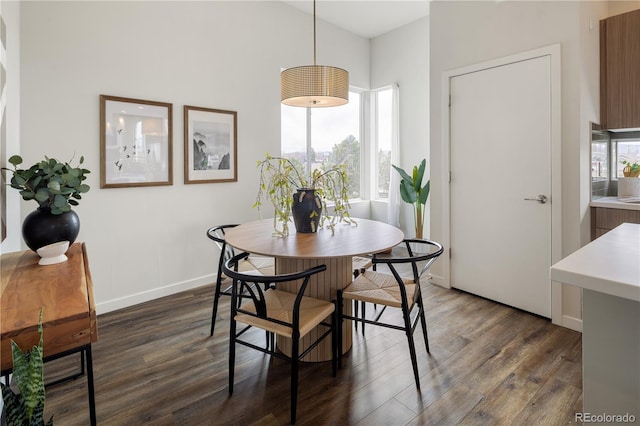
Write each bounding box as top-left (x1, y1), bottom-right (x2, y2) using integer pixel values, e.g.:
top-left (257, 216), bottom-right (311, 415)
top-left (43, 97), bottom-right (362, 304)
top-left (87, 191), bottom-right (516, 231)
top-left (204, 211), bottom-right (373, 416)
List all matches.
top-left (313, 0), bottom-right (317, 66)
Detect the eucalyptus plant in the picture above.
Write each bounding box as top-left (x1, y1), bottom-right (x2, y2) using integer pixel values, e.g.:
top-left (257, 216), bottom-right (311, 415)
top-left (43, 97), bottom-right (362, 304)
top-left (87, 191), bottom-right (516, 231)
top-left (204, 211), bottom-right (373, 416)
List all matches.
top-left (392, 159), bottom-right (430, 239)
top-left (0, 311), bottom-right (53, 426)
top-left (253, 153), bottom-right (355, 236)
top-left (3, 155), bottom-right (90, 215)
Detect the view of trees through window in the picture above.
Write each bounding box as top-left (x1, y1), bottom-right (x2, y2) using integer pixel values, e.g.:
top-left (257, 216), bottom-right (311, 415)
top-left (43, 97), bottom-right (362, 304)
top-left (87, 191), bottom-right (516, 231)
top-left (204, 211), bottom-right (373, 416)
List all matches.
top-left (281, 88), bottom-right (394, 201)
top-left (281, 91), bottom-right (361, 199)
top-left (375, 88), bottom-right (392, 199)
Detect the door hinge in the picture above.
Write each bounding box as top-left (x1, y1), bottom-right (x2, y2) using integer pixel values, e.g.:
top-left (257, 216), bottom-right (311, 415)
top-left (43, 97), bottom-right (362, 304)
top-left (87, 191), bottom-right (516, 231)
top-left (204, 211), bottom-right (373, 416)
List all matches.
top-left (448, 95), bottom-right (451, 107)
top-left (449, 171), bottom-right (452, 183)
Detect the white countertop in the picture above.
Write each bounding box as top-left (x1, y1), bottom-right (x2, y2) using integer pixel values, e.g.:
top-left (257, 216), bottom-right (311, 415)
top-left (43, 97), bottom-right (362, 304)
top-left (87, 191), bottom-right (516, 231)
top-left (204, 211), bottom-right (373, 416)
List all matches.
top-left (591, 196), bottom-right (640, 211)
top-left (550, 223), bottom-right (640, 302)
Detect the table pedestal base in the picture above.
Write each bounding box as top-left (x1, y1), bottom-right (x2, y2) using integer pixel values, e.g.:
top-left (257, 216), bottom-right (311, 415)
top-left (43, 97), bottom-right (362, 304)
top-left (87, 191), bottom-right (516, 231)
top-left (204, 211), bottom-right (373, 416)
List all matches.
top-left (276, 256), bottom-right (353, 362)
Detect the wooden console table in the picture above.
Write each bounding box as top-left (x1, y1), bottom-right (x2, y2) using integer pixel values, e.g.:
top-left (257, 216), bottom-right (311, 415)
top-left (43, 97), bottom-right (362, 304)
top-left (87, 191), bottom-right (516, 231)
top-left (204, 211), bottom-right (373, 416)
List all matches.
top-left (1, 242), bottom-right (97, 425)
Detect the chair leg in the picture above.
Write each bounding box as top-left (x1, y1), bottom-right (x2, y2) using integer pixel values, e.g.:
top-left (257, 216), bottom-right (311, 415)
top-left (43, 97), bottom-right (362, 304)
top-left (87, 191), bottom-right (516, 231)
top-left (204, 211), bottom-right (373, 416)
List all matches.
top-left (210, 272), bottom-right (224, 337)
top-left (403, 305), bottom-right (421, 389)
top-left (228, 319), bottom-right (236, 395)
top-left (417, 294), bottom-right (430, 354)
top-left (266, 332), bottom-right (275, 352)
top-left (353, 269), bottom-right (359, 332)
top-left (291, 338), bottom-right (300, 425)
top-left (331, 304), bottom-right (338, 376)
top-left (337, 291), bottom-right (344, 369)
top-left (353, 299), bottom-right (359, 331)
top-left (361, 301), bottom-right (366, 335)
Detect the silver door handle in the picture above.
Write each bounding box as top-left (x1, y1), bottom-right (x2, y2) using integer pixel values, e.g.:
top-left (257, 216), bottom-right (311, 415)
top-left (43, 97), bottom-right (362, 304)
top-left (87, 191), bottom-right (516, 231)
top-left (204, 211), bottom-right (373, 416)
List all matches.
top-left (524, 194), bottom-right (548, 204)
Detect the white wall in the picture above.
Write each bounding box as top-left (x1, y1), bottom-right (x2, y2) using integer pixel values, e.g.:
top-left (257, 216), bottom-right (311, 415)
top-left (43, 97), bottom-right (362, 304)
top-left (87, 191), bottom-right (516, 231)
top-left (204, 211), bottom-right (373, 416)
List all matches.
top-left (429, 0), bottom-right (611, 328)
top-left (608, 0), bottom-right (640, 16)
top-left (0, 0), bottom-right (21, 255)
top-left (370, 16), bottom-right (429, 237)
top-left (15, 1), bottom-right (369, 313)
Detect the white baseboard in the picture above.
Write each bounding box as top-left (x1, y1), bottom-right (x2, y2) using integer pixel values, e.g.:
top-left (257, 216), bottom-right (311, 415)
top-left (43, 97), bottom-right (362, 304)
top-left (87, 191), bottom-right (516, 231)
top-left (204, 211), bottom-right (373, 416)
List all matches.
top-left (95, 274), bottom-right (216, 315)
top-left (428, 274), bottom-right (449, 288)
top-left (560, 314), bottom-right (583, 332)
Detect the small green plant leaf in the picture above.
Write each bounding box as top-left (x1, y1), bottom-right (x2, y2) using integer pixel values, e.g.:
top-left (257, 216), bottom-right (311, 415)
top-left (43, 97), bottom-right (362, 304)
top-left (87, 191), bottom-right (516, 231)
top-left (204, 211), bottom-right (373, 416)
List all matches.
top-left (47, 180), bottom-right (61, 192)
top-left (53, 194), bottom-right (67, 208)
top-left (13, 174), bottom-right (27, 186)
top-left (8, 155), bottom-right (23, 166)
top-left (35, 189), bottom-right (50, 203)
top-left (19, 190), bottom-right (36, 200)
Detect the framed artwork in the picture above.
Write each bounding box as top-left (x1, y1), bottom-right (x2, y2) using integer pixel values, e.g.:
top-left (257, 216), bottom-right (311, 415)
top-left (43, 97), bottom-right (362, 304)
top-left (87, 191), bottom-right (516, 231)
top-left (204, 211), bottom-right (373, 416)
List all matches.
top-left (184, 105), bottom-right (237, 184)
top-left (100, 95), bottom-right (173, 188)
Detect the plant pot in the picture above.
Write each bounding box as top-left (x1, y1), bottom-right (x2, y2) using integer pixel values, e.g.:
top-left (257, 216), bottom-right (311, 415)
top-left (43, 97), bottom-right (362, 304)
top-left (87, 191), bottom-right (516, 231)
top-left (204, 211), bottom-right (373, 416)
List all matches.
top-left (618, 177), bottom-right (640, 198)
top-left (291, 189), bottom-right (322, 233)
top-left (22, 207), bottom-right (80, 252)
top-left (618, 178), bottom-right (640, 198)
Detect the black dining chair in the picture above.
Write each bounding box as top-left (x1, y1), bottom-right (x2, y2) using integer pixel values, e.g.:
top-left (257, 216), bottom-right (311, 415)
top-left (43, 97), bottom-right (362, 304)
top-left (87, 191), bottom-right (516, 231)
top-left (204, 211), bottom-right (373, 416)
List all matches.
top-left (351, 255), bottom-right (373, 333)
top-left (223, 252), bottom-right (337, 425)
top-left (206, 225), bottom-right (274, 337)
top-left (337, 238), bottom-right (443, 389)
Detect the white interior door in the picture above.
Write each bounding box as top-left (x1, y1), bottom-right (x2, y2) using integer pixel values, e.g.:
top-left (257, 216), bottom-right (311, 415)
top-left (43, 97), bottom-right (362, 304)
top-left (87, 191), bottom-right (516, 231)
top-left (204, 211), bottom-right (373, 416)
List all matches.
top-left (450, 55), bottom-right (552, 317)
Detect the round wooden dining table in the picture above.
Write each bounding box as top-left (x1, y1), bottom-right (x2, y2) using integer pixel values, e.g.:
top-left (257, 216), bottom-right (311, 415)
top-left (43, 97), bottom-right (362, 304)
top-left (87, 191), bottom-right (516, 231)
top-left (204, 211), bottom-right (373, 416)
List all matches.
top-left (225, 218), bottom-right (404, 362)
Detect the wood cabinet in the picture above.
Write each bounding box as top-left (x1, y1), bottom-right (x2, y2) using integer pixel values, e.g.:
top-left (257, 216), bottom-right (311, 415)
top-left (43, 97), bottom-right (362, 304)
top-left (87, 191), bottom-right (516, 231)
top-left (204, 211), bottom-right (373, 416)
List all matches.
top-left (591, 206), bottom-right (640, 239)
top-left (600, 9), bottom-right (640, 129)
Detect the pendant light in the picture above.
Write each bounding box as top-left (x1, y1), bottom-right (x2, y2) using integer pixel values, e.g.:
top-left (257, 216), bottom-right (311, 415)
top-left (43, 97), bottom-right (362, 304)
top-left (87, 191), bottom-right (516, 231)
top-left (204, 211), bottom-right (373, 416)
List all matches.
top-left (281, 0), bottom-right (349, 107)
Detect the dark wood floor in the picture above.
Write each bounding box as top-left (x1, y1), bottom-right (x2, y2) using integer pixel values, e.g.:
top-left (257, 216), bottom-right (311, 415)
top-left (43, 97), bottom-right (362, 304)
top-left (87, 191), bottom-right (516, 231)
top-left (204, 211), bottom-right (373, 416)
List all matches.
top-left (43, 277), bottom-right (583, 425)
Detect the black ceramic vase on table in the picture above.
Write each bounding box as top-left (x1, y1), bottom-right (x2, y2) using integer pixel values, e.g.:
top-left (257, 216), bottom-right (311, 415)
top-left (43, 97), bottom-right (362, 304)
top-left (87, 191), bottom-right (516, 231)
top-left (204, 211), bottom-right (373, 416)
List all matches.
top-left (22, 207), bottom-right (80, 252)
top-left (291, 189), bottom-right (322, 233)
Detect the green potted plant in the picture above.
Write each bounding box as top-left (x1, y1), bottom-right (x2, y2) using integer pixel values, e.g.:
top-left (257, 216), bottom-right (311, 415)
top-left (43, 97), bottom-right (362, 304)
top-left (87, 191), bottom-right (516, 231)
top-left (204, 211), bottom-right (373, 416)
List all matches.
top-left (392, 159), bottom-right (430, 239)
top-left (619, 160), bottom-right (640, 198)
top-left (253, 153), bottom-right (355, 236)
top-left (622, 160), bottom-right (640, 177)
top-left (1, 311), bottom-right (53, 426)
top-left (2, 155), bottom-right (90, 252)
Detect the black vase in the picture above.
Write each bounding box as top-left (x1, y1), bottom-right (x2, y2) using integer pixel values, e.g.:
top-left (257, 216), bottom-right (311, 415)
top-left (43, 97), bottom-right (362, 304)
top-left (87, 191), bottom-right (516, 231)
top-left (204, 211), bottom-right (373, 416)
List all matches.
top-left (291, 189), bottom-right (322, 233)
top-left (22, 207), bottom-right (80, 252)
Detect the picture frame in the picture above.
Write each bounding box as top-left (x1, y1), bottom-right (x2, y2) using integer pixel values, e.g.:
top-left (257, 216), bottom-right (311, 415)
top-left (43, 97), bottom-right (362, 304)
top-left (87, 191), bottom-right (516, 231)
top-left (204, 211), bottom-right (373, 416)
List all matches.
top-left (100, 95), bottom-right (173, 188)
top-left (184, 105), bottom-right (237, 184)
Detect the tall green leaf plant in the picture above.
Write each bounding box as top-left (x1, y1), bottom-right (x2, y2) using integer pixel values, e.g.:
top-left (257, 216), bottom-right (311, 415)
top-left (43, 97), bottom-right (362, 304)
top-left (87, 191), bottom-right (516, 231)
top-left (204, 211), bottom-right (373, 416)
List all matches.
top-left (1, 311), bottom-right (53, 426)
top-left (392, 159), bottom-right (430, 239)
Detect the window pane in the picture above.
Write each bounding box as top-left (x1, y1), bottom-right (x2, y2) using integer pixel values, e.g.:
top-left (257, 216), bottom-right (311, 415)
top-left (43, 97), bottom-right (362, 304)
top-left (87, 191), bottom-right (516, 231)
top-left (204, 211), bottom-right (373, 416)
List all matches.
top-left (591, 141), bottom-right (608, 181)
top-left (376, 88), bottom-right (392, 199)
top-left (614, 140), bottom-right (640, 178)
top-left (281, 105), bottom-right (308, 175)
top-left (310, 92), bottom-right (361, 199)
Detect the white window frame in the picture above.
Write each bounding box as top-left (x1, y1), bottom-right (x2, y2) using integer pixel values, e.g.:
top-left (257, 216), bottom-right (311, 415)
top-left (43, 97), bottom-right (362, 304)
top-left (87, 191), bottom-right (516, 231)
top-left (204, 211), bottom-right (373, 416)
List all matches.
top-left (370, 85), bottom-right (394, 201)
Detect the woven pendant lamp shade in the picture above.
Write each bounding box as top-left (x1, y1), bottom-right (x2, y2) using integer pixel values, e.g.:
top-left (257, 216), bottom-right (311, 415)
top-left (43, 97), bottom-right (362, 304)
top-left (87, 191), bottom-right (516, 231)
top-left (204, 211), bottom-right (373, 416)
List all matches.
top-left (281, 65), bottom-right (349, 107)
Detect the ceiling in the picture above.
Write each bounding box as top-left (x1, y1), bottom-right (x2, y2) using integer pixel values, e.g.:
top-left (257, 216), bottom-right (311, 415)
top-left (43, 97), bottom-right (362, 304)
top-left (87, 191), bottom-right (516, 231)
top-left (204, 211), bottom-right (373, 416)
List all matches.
top-left (281, 1), bottom-right (430, 39)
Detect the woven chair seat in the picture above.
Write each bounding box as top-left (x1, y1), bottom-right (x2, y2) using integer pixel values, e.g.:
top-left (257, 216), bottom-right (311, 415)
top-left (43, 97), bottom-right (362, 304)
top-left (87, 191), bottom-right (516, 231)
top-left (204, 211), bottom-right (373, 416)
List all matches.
top-left (236, 255), bottom-right (275, 276)
top-left (342, 270), bottom-right (415, 308)
top-left (352, 255), bottom-right (373, 271)
top-left (237, 289), bottom-right (335, 338)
